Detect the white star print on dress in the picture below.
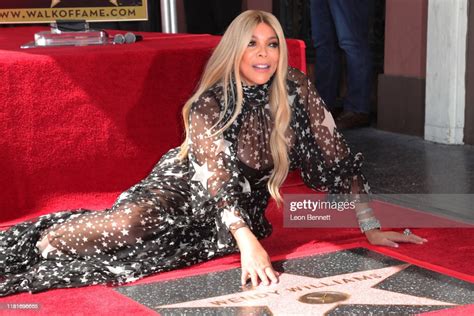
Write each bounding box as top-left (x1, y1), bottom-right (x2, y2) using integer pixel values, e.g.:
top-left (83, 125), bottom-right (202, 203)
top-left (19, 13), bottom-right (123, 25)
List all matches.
top-left (190, 160), bottom-right (215, 190)
top-left (320, 107), bottom-right (337, 137)
top-left (213, 138), bottom-right (232, 156)
top-left (239, 177), bottom-right (251, 193)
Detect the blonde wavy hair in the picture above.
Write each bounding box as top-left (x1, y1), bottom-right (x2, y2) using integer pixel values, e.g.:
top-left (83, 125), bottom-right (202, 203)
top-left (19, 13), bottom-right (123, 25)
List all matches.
top-left (178, 10), bottom-right (291, 205)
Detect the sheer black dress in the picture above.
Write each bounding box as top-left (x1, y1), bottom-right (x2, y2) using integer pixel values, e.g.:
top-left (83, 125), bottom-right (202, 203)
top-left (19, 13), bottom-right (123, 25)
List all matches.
top-left (0, 67), bottom-right (371, 297)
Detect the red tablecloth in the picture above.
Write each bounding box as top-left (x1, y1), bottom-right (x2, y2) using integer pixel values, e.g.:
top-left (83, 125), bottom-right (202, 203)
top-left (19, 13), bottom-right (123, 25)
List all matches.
top-left (0, 27), bottom-right (306, 224)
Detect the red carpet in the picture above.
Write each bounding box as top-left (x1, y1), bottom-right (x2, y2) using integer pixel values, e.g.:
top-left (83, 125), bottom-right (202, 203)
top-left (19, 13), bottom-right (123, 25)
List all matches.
top-left (0, 182), bottom-right (472, 315)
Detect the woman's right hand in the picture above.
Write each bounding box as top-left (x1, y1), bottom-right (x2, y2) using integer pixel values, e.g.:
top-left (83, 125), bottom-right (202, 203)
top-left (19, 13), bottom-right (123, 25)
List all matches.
top-left (232, 227), bottom-right (279, 287)
top-left (240, 242), bottom-right (279, 286)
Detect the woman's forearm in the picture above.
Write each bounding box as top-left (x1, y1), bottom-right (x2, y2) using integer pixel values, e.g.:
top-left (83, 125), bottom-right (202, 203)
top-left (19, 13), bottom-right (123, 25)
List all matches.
top-left (231, 226), bottom-right (260, 252)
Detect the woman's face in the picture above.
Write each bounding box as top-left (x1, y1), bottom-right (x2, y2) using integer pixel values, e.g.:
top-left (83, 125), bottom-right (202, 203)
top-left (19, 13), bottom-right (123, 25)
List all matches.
top-left (239, 23), bottom-right (280, 86)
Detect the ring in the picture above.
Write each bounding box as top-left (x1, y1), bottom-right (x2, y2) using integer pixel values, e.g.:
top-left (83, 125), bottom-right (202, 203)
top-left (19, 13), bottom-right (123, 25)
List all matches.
top-left (403, 228), bottom-right (412, 236)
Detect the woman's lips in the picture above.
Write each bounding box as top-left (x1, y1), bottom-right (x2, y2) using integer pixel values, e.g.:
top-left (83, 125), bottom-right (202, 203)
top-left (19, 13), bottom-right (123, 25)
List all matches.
top-left (252, 64), bottom-right (271, 72)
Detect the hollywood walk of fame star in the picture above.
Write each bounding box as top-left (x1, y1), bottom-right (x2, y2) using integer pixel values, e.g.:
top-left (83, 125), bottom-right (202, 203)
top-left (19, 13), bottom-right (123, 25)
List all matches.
top-left (159, 264), bottom-right (455, 315)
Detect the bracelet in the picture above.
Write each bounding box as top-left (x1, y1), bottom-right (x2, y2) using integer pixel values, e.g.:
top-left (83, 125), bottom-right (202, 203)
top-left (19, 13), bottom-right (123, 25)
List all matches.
top-left (229, 221), bottom-right (248, 233)
top-left (355, 207), bottom-right (373, 217)
top-left (358, 217), bottom-right (381, 233)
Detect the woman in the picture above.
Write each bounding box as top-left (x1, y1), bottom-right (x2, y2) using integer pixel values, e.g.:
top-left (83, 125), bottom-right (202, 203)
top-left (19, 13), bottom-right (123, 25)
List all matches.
top-left (0, 10), bottom-right (425, 297)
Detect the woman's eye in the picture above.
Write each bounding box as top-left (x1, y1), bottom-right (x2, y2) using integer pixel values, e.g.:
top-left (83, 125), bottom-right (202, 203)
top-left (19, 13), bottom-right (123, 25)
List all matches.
top-left (248, 41), bottom-right (256, 47)
top-left (269, 42), bottom-right (279, 48)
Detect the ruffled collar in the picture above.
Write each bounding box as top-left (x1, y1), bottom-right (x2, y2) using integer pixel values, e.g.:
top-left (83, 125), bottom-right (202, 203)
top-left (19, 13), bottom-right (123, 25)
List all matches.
top-left (241, 78), bottom-right (272, 108)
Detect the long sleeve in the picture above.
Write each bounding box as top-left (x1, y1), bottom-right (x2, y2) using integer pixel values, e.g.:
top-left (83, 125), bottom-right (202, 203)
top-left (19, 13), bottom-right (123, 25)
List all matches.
top-left (187, 89), bottom-right (251, 249)
top-left (288, 67), bottom-right (377, 227)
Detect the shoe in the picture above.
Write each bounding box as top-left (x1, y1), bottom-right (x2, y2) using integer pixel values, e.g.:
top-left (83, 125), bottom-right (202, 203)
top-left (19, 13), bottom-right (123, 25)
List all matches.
top-left (335, 111), bottom-right (370, 130)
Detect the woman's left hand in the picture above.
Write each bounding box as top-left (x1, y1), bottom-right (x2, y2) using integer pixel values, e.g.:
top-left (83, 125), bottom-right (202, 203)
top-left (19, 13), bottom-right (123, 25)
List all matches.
top-left (364, 229), bottom-right (428, 248)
